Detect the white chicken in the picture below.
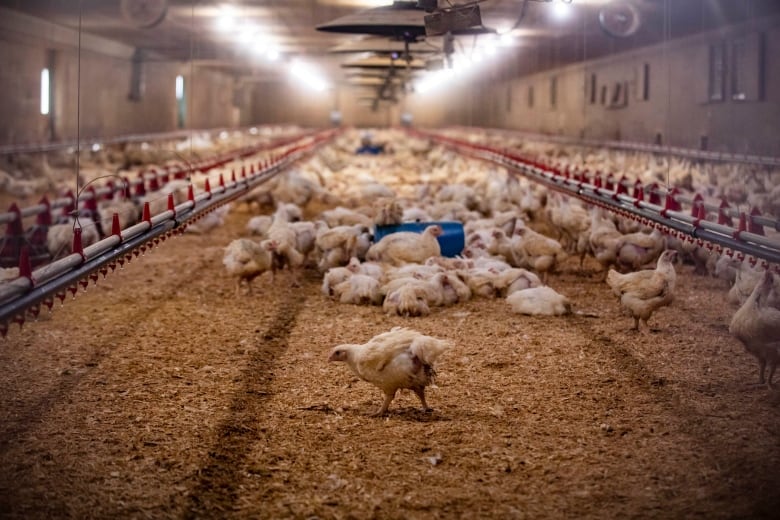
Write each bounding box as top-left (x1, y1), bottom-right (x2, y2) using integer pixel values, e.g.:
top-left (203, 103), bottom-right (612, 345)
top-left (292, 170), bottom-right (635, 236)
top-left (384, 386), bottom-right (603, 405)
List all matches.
top-left (606, 250), bottom-right (678, 331)
top-left (223, 238), bottom-right (273, 295)
top-left (615, 228), bottom-right (665, 272)
top-left (366, 225), bottom-right (443, 266)
top-left (328, 327), bottom-right (451, 415)
top-left (334, 274), bottom-right (383, 305)
top-left (506, 286), bottom-right (572, 316)
top-left (512, 225), bottom-right (568, 283)
top-left (588, 209), bottom-right (624, 279)
top-left (729, 271), bottom-right (780, 387)
top-left (46, 217), bottom-right (101, 259)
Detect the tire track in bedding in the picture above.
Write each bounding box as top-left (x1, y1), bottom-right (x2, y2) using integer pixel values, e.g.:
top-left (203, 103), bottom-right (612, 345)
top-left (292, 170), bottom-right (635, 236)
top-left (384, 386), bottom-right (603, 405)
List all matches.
top-left (569, 315), bottom-right (780, 519)
top-left (181, 270), bottom-right (316, 519)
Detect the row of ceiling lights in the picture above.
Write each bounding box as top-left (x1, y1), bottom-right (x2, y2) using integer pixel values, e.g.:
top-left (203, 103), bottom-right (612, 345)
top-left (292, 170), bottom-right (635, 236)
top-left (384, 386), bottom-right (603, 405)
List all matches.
top-left (210, 1), bottom-right (580, 95)
top-left (214, 4), bottom-right (330, 92)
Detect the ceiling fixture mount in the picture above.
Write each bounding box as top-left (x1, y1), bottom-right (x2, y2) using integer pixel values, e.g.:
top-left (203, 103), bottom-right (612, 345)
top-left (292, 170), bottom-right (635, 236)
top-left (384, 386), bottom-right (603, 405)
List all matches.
top-left (423, 2), bottom-right (484, 37)
top-left (120, 0), bottom-right (168, 29)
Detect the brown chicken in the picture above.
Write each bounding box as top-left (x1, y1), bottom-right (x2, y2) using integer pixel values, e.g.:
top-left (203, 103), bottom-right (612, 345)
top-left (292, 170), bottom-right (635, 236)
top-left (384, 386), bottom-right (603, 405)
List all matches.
top-left (606, 250), bottom-right (677, 331)
top-left (729, 271), bottom-right (780, 387)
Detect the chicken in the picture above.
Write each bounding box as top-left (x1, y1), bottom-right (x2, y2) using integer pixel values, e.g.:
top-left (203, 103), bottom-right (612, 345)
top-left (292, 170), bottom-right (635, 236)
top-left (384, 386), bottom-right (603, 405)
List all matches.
top-left (223, 238), bottom-right (273, 295)
top-left (334, 274), bottom-right (383, 305)
top-left (0, 267), bottom-right (20, 283)
top-left (98, 199), bottom-right (140, 234)
top-left (615, 228), bottom-right (665, 272)
top-left (46, 217), bottom-right (101, 259)
top-left (383, 283), bottom-right (433, 317)
top-left (185, 204), bottom-right (230, 234)
top-left (265, 206), bottom-right (306, 276)
top-left (322, 266), bottom-right (353, 299)
top-left (606, 250), bottom-right (678, 331)
top-left (729, 271), bottom-right (780, 387)
top-left (373, 199), bottom-right (404, 226)
top-left (328, 327), bottom-right (451, 415)
top-left (506, 286), bottom-right (572, 316)
top-left (246, 215), bottom-right (273, 237)
top-left (366, 224), bottom-right (443, 266)
top-left (588, 209), bottom-right (624, 279)
top-left (512, 225), bottom-right (568, 283)
top-left (315, 224), bottom-right (373, 271)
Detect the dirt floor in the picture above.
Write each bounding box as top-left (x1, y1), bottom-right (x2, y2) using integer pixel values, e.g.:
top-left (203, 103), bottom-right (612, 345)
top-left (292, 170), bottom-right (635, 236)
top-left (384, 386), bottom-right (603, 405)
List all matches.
top-left (0, 197), bottom-right (779, 519)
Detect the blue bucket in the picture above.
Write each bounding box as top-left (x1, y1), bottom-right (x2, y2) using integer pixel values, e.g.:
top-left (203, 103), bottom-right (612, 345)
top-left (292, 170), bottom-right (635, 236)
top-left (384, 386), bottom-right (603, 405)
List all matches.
top-left (373, 221), bottom-right (465, 258)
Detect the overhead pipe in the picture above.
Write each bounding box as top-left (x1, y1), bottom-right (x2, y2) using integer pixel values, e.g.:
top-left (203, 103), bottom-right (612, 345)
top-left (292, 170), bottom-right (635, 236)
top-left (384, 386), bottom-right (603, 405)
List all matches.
top-left (0, 128), bottom-right (341, 329)
top-left (0, 130), bottom-right (315, 226)
top-left (412, 129), bottom-right (780, 268)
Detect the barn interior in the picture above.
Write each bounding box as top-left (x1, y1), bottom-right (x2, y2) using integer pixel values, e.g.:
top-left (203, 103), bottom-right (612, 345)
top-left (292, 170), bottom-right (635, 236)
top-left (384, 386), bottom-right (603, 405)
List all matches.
top-left (0, 1), bottom-right (779, 518)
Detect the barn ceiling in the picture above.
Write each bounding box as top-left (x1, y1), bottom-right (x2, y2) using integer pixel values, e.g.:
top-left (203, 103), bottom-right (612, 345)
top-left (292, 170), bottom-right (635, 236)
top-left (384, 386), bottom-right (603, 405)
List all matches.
top-left (1, 0), bottom-right (778, 88)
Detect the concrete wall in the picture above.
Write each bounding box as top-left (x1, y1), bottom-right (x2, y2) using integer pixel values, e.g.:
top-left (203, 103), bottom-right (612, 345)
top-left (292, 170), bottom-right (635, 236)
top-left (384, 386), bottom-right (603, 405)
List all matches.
top-left (3, 7), bottom-right (777, 155)
top-left (248, 80), bottom-right (405, 129)
top-left (0, 38), bottom-right (49, 144)
top-left (0, 8), bottom-right (248, 147)
top-left (407, 16), bottom-right (780, 157)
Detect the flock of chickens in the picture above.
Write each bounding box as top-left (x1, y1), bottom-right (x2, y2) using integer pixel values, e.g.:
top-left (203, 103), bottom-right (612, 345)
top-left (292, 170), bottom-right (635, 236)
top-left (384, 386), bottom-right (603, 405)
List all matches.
top-left (2, 128), bottom-right (777, 415)
top-left (216, 130), bottom-right (780, 413)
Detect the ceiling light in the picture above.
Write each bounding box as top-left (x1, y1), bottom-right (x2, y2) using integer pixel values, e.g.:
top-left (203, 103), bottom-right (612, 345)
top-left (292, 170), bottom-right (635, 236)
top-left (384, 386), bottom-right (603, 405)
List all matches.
top-left (551, 2), bottom-right (572, 20)
top-left (500, 32), bottom-right (515, 46)
top-left (266, 48), bottom-right (280, 61)
top-left (215, 5), bottom-right (237, 32)
top-left (237, 24), bottom-right (258, 44)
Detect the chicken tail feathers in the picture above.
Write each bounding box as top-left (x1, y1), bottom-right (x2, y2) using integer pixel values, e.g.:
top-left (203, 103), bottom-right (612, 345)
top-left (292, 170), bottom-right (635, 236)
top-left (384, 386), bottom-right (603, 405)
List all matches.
top-left (606, 269), bottom-right (622, 292)
top-left (409, 335), bottom-right (451, 367)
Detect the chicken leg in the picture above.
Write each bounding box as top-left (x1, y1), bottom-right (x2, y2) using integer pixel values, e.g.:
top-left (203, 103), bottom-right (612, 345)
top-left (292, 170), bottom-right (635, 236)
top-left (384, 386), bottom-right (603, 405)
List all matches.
top-left (413, 387), bottom-right (432, 412)
top-left (372, 390), bottom-right (397, 417)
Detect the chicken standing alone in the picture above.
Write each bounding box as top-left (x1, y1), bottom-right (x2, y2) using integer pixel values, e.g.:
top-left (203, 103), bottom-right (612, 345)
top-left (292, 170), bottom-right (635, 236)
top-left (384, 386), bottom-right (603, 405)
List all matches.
top-left (223, 238), bottom-right (273, 295)
top-left (328, 327), bottom-right (451, 416)
top-left (728, 271), bottom-right (780, 387)
top-left (606, 250), bottom-right (678, 331)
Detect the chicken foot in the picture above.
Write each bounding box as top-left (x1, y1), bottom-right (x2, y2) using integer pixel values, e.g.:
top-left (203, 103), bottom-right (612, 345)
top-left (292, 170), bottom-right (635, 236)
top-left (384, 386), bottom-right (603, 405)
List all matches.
top-left (413, 387), bottom-right (432, 413)
top-left (371, 391), bottom-right (397, 417)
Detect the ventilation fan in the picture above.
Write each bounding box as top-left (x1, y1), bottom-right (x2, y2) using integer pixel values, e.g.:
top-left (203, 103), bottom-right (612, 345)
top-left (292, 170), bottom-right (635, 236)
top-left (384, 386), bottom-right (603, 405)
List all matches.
top-left (120, 0), bottom-right (168, 29)
top-left (598, 1), bottom-right (641, 38)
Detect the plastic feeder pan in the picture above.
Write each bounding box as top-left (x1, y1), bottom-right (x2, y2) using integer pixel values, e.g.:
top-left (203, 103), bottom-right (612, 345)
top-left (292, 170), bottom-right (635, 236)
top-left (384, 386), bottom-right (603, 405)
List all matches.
top-left (373, 221), bottom-right (465, 258)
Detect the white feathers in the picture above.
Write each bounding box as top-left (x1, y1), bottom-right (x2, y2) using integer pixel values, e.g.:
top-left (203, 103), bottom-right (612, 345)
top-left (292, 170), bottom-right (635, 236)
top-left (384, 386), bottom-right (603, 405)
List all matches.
top-left (506, 286), bottom-right (572, 316)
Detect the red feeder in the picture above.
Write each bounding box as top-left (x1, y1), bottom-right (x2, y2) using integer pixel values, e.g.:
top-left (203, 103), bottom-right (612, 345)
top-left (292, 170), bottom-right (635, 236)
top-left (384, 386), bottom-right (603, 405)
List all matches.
top-left (111, 213), bottom-right (122, 238)
top-left (18, 245), bottom-right (33, 283)
top-left (604, 173), bottom-right (615, 191)
top-left (694, 203), bottom-right (706, 225)
top-left (72, 227), bottom-right (85, 260)
top-left (718, 199), bottom-right (733, 226)
top-left (134, 177), bottom-right (146, 197)
top-left (104, 180), bottom-right (116, 201)
top-left (142, 202), bottom-right (151, 224)
top-left (690, 194), bottom-right (704, 217)
top-left (733, 212), bottom-right (747, 239)
top-left (167, 193), bottom-right (176, 217)
top-left (148, 174), bottom-right (160, 192)
top-left (748, 207), bottom-right (765, 236)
